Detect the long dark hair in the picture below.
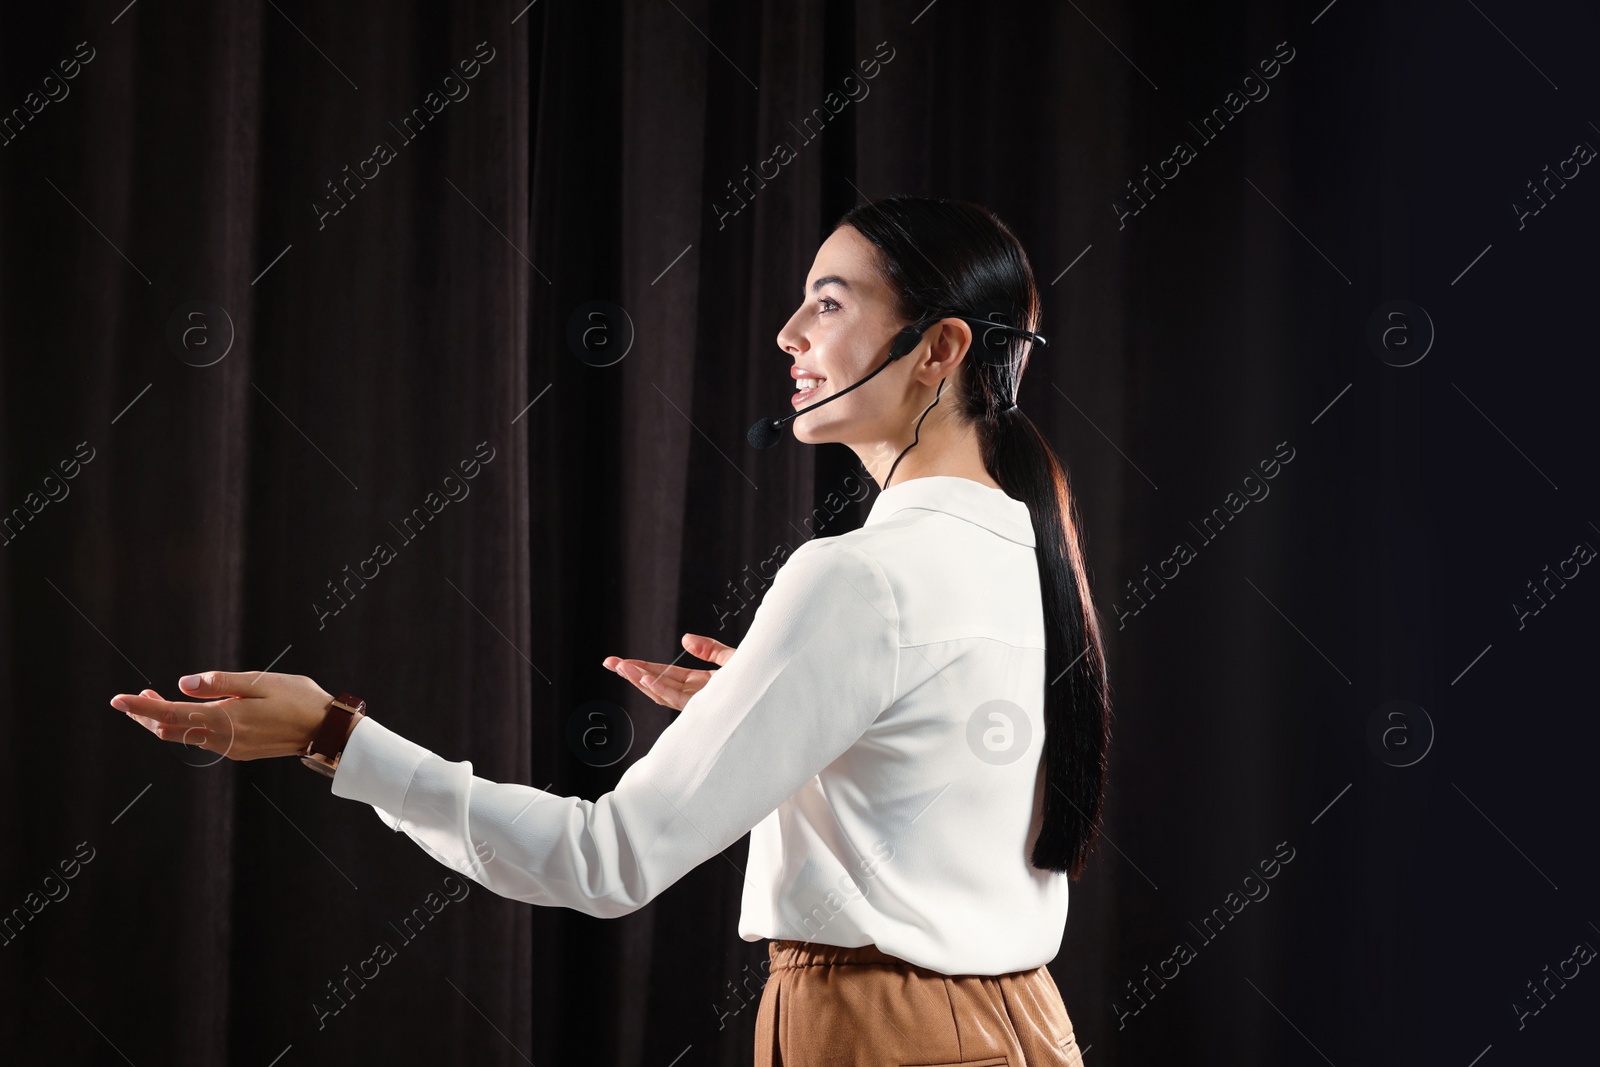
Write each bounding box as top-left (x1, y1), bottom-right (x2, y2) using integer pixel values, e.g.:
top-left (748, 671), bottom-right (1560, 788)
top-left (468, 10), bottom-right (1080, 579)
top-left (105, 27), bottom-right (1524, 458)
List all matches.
top-left (837, 195), bottom-right (1111, 878)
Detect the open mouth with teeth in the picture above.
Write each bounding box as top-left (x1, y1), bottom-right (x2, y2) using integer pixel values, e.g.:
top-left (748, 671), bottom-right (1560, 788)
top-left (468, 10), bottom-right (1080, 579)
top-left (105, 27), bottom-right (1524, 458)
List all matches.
top-left (793, 374), bottom-right (827, 400)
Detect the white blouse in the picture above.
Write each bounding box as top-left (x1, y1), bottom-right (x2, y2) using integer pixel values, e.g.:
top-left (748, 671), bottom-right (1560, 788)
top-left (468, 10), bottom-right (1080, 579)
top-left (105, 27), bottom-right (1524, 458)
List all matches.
top-left (331, 473), bottom-right (1067, 975)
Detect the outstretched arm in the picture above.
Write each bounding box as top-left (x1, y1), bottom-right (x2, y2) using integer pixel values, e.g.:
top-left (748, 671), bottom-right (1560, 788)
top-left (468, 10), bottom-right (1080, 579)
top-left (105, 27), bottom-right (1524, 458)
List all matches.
top-left (110, 538), bottom-right (901, 917)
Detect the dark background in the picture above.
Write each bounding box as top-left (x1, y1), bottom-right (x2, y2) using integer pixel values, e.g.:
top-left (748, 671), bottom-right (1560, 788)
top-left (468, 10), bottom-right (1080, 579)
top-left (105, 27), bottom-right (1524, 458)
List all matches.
top-left (1, 0), bottom-right (1595, 1063)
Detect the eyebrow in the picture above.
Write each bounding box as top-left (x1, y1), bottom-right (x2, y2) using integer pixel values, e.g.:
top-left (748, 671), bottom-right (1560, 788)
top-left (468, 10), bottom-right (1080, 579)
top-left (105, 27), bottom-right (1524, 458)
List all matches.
top-left (809, 275), bottom-right (852, 295)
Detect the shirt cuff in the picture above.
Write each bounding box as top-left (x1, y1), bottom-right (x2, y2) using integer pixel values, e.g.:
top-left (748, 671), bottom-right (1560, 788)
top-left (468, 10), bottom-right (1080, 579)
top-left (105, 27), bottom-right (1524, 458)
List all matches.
top-left (329, 716), bottom-right (432, 830)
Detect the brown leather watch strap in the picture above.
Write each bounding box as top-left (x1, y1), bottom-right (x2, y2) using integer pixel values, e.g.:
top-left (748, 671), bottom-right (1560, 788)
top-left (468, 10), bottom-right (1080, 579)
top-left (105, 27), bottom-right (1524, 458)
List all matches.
top-left (302, 693), bottom-right (366, 776)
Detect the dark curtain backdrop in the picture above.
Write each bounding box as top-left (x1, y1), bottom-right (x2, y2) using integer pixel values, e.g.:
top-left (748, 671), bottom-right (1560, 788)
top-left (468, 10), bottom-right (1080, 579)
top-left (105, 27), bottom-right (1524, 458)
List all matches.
top-left (2, 0), bottom-right (1594, 1064)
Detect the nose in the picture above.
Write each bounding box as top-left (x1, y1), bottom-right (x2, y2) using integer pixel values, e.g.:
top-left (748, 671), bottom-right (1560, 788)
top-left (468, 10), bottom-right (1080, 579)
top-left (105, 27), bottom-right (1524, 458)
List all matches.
top-left (776, 307), bottom-right (805, 356)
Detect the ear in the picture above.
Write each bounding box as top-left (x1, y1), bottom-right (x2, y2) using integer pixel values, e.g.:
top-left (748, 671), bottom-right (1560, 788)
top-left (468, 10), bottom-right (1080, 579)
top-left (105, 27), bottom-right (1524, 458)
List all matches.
top-left (914, 318), bottom-right (974, 387)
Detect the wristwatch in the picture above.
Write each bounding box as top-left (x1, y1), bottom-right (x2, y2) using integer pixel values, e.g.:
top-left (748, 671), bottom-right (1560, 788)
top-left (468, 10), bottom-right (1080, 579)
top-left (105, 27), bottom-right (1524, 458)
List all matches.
top-left (300, 693), bottom-right (367, 778)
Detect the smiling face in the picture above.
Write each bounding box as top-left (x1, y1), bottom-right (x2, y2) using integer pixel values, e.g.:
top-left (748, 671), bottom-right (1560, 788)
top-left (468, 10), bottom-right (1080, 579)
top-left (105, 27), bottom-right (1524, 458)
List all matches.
top-left (775, 225), bottom-right (915, 446)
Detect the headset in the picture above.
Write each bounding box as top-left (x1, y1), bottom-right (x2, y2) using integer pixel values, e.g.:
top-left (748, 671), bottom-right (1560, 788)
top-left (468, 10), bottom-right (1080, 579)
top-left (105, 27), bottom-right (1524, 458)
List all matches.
top-left (746, 312), bottom-right (1047, 449)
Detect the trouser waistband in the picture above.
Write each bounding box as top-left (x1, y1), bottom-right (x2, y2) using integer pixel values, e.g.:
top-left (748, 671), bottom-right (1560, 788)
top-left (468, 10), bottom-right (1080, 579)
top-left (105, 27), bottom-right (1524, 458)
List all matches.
top-left (766, 939), bottom-right (936, 974)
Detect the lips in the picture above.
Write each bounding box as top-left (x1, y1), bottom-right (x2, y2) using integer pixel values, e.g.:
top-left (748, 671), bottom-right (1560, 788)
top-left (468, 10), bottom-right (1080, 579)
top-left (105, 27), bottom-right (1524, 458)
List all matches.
top-left (791, 366), bottom-right (826, 407)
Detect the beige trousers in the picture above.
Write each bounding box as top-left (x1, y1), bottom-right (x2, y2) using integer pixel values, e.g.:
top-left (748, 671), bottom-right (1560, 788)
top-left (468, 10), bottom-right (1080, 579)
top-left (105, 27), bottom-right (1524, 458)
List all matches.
top-left (753, 939), bottom-right (1086, 1066)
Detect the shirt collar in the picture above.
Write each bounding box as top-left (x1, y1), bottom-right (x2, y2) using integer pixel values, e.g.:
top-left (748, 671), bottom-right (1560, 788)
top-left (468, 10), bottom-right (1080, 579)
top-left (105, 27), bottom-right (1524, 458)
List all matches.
top-left (864, 475), bottom-right (1036, 548)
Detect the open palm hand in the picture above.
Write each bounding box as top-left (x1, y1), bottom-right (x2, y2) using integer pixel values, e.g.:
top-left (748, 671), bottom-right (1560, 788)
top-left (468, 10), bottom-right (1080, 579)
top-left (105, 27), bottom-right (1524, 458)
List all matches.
top-left (603, 632), bottom-right (736, 711)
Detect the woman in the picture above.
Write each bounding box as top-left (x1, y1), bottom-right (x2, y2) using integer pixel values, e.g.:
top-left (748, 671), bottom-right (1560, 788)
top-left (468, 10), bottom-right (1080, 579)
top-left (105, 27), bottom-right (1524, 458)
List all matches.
top-left (110, 195), bottom-right (1110, 1066)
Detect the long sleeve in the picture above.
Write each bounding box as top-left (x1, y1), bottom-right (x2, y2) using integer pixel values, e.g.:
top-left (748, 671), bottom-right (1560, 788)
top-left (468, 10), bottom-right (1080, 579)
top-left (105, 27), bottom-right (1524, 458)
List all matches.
top-left (330, 538), bottom-right (901, 917)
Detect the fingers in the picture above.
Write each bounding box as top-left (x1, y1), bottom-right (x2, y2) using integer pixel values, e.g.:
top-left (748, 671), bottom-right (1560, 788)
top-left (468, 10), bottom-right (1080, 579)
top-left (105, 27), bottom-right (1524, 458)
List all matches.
top-left (609, 660), bottom-right (666, 691)
top-left (601, 634), bottom-right (735, 677)
top-left (127, 690), bottom-right (183, 736)
top-left (122, 706), bottom-right (212, 746)
top-left (611, 659), bottom-right (708, 690)
top-left (636, 669), bottom-right (686, 704)
top-left (607, 660), bottom-right (701, 710)
top-left (602, 656), bottom-right (680, 677)
top-left (177, 670), bottom-right (268, 699)
top-left (683, 633), bottom-right (736, 666)
top-left (111, 691), bottom-right (184, 724)
top-left (622, 659), bottom-right (698, 684)
top-left (635, 672), bottom-right (687, 711)
top-left (110, 691), bottom-right (226, 728)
